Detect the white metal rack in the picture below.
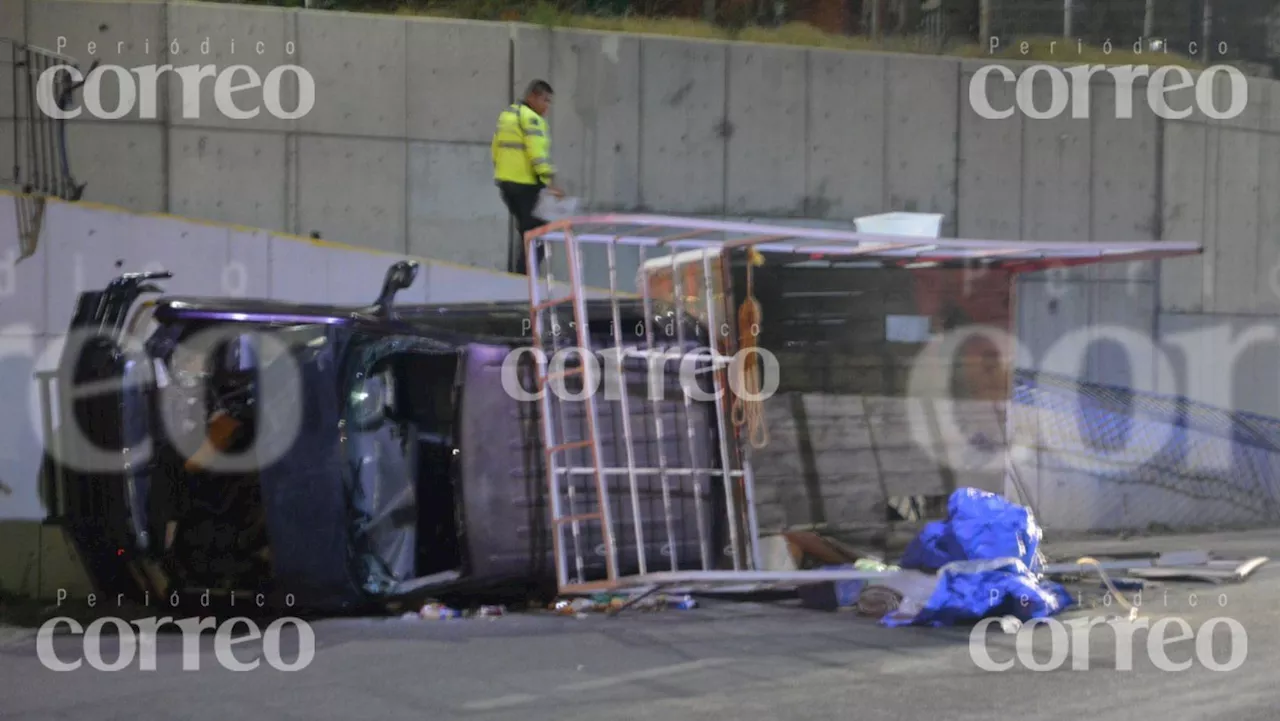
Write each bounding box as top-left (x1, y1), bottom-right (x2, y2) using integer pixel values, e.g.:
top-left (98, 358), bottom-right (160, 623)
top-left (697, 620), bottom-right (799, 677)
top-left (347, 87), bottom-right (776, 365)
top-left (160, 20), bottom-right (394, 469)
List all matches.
top-left (523, 213), bottom-right (1201, 596)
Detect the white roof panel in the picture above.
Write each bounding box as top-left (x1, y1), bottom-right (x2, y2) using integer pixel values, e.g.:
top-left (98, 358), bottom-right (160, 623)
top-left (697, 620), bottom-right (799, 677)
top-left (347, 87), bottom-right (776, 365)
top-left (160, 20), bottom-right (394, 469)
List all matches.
top-left (533, 214), bottom-right (1202, 272)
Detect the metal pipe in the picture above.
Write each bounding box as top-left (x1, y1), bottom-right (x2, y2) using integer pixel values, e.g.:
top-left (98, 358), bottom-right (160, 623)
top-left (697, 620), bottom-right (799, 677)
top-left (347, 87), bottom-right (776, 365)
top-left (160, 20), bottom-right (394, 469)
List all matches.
top-left (740, 463), bottom-right (763, 570)
top-left (9, 42), bottom-right (19, 185)
top-left (638, 245), bottom-right (680, 572)
top-left (719, 234), bottom-right (796, 250)
top-left (554, 467), bottom-right (746, 477)
top-left (701, 250), bottom-right (743, 571)
top-left (23, 48), bottom-right (39, 191)
top-left (45, 54), bottom-right (61, 198)
top-left (669, 239), bottom-right (712, 570)
top-left (39, 54), bottom-right (54, 195)
top-left (715, 249), bottom-right (763, 570)
top-left (622, 346), bottom-right (736, 366)
top-left (655, 229), bottom-right (716, 247)
top-left (526, 231), bottom-right (569, 590)
top-left (619, 569), bottom-right (906, 585)
top-left (566, 227), bottom-right (619, 582)
top-left (606, 236), bottom-right (647, 576)
top-left (550, 248), bottom-right (591, 586)
top-left (547, 239), bottom-right (587, 585)
top-left (540, 214), bottom-right (1198, 255)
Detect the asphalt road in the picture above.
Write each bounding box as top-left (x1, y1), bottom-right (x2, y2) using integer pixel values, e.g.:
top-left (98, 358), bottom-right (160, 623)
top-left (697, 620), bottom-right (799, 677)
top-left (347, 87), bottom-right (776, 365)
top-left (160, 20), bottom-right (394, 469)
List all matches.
top-left (3, 530), bottom-right (1279, 721)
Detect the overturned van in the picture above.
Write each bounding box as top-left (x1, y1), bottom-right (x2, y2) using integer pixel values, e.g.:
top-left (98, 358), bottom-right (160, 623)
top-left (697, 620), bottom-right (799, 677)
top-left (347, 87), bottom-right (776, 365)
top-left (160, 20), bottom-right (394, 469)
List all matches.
top-left (42, 262), bottom-right (724, 612)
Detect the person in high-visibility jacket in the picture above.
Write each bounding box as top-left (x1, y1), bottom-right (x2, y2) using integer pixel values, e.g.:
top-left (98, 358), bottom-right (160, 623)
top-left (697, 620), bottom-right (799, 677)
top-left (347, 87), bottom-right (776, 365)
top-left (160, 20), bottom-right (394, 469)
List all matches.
top-left (492, 79), bottom-right (564, 275)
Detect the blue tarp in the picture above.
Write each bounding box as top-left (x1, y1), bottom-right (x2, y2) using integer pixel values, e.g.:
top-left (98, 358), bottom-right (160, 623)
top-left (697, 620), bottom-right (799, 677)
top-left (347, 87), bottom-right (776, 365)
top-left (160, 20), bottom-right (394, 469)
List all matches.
top-left (884, 488), bottom-right (1074, 627)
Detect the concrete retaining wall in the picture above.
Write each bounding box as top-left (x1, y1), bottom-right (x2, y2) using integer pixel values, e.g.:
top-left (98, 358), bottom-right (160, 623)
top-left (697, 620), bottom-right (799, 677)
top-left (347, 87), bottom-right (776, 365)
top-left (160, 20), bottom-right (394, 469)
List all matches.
top-left (751, 395), bottom-right (1007, 533)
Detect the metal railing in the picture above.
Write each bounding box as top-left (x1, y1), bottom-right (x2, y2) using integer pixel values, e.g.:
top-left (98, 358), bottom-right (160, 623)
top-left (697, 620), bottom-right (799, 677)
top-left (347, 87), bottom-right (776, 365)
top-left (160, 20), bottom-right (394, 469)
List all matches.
top-left (3, 38), bottom-right (90, 200)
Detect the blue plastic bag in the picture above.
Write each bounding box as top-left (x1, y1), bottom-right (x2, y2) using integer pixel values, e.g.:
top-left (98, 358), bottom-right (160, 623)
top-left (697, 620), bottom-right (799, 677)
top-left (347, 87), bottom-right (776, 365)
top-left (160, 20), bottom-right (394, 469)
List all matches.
top-left (948, 487), bottom-right (1045, 572)
top-left (883, 558), bottom-right (1074, 627)
top-left (898, 520), bottom-right (958, 571)
top-left (886, 488), bottom-right (1072, 627)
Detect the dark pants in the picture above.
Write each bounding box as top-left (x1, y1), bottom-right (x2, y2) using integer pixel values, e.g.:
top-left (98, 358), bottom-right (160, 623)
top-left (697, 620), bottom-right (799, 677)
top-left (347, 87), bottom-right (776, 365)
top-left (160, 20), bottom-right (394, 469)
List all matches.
top-left (498, 181), bottom-right (547, 276)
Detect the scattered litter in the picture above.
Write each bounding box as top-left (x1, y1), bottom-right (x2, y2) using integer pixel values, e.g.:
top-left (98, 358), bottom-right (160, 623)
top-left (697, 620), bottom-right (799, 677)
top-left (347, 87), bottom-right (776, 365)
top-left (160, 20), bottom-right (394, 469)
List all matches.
top-left (420, 602), bottom-right (461, 620)
top-left (1104, 578), bottom-right (1147, 592)
top-left (667, 594), bottom-right (698, 610)
top-left (862, 569), bottom-right (937, 622)
top-left (476, 605), bottom-right (506, 618)
top-left (759, 534), bottom-right (801, 571)
top-left (854, 558), bottom-right (898, 572)
top-left (855, 586), bottom-right (902, 617)
top-left (552, 598), bottom-right (595, 615)
top-left (798, 565), bottom-right (864, 611)
top-left (781, 530), bottom-right (884, 567)
top-left (997, 615), bottom-right (1022, 634)
top-left (549, 592), bottom-right (698, 615)
top-left (1053, 554), bottom-right (1269, 587)
top-left (1071, 557), bottom-right (1142, 616)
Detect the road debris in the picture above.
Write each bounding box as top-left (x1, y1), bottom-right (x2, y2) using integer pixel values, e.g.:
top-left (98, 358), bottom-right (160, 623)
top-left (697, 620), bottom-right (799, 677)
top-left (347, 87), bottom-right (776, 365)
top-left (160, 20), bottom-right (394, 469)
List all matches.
top-left (797, 559), bottom-right (899, 611)
top-left (883, 488), bottom-right (1073, 628)
top-left (855, 586), bottom-right (902, 617)
top-left (1046, 553), bottom-right (1269, 585)
top-left (1127, 556), bottom-right (1270, 584)
top-left (549, 592), bottom-right (698, 616)
top-left (419, 602), bottom-right (462, 620)
top-left (798, 566), bottom-right (865, 611)
top-left (1103, 578), bottom-right (1147, 592)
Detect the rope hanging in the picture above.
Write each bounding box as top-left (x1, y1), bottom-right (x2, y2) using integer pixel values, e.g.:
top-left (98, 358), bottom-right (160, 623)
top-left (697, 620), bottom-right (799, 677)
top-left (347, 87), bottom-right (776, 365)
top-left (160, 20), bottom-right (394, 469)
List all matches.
top-left (732, 248), bottom-right (769, 449)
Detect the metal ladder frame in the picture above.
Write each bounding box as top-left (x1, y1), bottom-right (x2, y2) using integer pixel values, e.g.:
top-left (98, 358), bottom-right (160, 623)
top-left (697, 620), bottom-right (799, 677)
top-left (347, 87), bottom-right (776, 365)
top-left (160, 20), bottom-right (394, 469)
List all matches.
top-left (525, 227), bottom-right (620, 593)
top-left (525, 224), bottom-right (761, 594)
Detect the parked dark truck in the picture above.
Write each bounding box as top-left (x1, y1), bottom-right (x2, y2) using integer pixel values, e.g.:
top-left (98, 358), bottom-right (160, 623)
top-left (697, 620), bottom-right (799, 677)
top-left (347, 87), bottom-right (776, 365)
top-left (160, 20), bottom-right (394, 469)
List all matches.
top-left (43, 262), bottom-right (725, 612)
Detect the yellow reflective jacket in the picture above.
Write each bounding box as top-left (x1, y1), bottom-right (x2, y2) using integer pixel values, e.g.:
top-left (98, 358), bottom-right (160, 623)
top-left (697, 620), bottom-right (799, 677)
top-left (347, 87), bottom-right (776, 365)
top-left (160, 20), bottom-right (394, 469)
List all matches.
top-left (491, 102), bottom-right (554, 185)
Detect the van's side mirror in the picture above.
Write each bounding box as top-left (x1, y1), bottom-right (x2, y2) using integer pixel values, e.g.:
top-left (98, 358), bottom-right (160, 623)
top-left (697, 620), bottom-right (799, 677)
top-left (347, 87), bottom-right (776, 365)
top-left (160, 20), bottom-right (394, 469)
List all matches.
top-left (371, 261), bottom-right (419, 316)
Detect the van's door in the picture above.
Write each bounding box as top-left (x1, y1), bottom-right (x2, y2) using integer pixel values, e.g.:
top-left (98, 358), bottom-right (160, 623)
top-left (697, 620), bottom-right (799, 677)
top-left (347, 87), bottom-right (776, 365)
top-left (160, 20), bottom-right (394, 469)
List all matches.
top-left (251, 326), bottom-right (365, 610)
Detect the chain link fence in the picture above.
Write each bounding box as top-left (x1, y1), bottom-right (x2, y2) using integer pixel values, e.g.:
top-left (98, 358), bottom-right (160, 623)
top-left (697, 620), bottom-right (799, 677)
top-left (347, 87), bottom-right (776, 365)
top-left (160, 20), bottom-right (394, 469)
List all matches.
top-left (753, 367), bottom-right (1280, 539)
top-left (1009, 369), bottom-right (1280, 533)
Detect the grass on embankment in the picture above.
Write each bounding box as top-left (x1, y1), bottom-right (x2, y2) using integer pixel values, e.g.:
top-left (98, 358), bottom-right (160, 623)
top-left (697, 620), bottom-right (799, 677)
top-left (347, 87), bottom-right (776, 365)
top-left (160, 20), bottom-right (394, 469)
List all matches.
top-left (222, 0), bottom-right (1204, 69)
